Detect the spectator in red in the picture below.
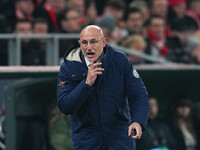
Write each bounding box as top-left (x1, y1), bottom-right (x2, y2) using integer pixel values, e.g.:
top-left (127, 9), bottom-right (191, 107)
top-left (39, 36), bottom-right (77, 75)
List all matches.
top-left (33, 0), bottom-right (67, 32)
top-left (145, 15), bottom-right (170, 58)
top-left (15, 0), bottom-right (34, 21)
top-left (188, 0), bottom-right (200, 28)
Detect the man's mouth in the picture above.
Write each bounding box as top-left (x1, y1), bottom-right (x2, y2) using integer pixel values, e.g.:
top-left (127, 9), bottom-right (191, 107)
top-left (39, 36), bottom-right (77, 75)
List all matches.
top-left (86, 52), bottom-right (95, 58)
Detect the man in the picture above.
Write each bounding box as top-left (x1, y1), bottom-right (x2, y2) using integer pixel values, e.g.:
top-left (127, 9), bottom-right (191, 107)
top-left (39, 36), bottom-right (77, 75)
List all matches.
top-left (68, 0), bottom-right (85, 17)
top-left (57, 8), bottom-right (81, 58)
top-left (124, 7), bottom-right (145, 36)
top-left (33, 0), bottom-right (67, 32)
top-left (101, 0), bottom-right (125, 21)
top-left (15, 0), bottom-right (35, 21)
top-left (145, 15), bottom-right (170, 57)
top-left (57, 25), bottom-right (150, 150)
top-left (136, 97), bottom-right (177, 150)
top-left (148, 0), bottom-right (168, 18)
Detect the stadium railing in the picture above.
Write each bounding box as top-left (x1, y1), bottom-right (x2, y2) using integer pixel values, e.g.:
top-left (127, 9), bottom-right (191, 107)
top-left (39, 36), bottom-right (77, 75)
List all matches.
top-left (0, 33), bottom-right (171, 66)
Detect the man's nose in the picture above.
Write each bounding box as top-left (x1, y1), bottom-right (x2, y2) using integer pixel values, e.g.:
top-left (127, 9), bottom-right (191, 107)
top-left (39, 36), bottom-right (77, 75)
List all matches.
top-left (86, 42), bottom-right (93, 49)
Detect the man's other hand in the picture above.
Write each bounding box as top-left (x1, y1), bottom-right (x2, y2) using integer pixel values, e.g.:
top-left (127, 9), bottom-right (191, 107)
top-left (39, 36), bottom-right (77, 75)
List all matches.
top-left (128, 122), bottom-right (142, 139)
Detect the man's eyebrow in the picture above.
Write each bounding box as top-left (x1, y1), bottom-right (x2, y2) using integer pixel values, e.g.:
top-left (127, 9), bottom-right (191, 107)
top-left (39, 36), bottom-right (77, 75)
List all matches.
top-left (81, 38), bottom-right (96, 41)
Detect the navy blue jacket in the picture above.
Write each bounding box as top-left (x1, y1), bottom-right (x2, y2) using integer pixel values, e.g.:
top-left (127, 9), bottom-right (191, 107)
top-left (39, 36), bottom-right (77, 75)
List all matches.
top-left (57, 44), bottom-right (150, 150)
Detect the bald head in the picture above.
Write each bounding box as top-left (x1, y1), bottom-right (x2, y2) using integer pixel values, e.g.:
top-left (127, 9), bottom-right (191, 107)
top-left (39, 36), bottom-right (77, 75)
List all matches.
top-left (79, 25), bottom-right (107, 62)
top-left (80, 25), bottom-right (104, 40)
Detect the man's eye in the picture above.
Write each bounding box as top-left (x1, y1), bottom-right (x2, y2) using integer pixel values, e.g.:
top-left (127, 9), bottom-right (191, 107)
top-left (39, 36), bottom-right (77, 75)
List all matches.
top-left (82, 41), bottom-right (88, 44)
top-left (90, 40), bottom-right (96, 44)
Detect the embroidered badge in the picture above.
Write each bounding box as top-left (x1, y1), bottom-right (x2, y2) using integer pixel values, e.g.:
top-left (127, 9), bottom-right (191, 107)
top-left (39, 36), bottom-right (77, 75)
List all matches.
top-left (59, 81), bottom-right (66, 88)
top-left (133, 69), bottom-right (139, 78)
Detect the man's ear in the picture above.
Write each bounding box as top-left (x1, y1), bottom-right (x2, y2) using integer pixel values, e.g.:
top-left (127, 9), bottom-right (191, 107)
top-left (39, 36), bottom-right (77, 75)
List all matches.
top-left (103, 38), bottom-right (107, 47)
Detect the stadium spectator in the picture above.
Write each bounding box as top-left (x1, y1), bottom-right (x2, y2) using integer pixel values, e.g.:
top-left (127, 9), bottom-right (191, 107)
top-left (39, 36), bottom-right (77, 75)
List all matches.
top-left (33, 0), bottom-right (67, 32)
top-left (79, 0), bottom-right (97, 28)
top-left (14, 19), bottom-right (46, 65)
top-left (57, 8), bottom-right (80, 34)
top-left (129, 0), bottom-right (150, 23)
top-left (187, 0), bottom-right (200, 28)
top-left (15, 0), bottom-right (34, 21)
top-left (33, 18), bottom-right (48, 34)
top-left (166, 19), bottom-right (192, 63)
top-left (14, 19), bottom-right (32, 42)
top-left (145, 15), bottom-right (170, 58)
top-left (124, 7), bottom-right (145, 36)
top-left (57, 8), bottom-right (80, 58)
top-left (168, 0), bottom-right (199, 32)
top-left (136, 97), bottom-right (176, 150)
top-left (68, 0), bottom-right (85, 17)
top-left (101, 0), bottom-right (125, 21)
top-left (122, 35), bottom-right (146, 64)
top-left (95, 14), bottom-right (118, 44)
top-left (168, 97), bottom-right (199, 150)
top-left (31, 18), bottom-right (49, 65)
top-left (148, 0), bottom-right (168, 18)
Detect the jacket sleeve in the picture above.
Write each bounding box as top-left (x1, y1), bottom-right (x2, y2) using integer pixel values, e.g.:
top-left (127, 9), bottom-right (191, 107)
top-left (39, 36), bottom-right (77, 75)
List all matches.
top-left (124, 59), bottom-right (150, 130)
top-left (57, 63), bottom-right (93, 115)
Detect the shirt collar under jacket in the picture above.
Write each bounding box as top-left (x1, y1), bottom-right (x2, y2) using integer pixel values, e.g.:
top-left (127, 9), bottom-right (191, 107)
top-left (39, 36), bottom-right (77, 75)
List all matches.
top-left (84, 56), bottom-right (91, 67)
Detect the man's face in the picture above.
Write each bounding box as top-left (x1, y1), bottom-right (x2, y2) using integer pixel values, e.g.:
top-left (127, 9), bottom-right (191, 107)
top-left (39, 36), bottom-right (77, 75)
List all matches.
top-left (33, 23), bottom-right (48, 34)
top-left (79, 27), bottom-right (107, 62)
top-left (150, 18), bottom-right (165, 39)
top-left (126, 12), bottom-right (143, 33)
top-left (149, 98), bottom-right (158, 120)
top-left (16, 0), bottom-right (34, 15)
top-left (14, 22), bottom-right (32, 34)
top-left (69, 0), bottom-right (84, 16)
top-left (151, 0), bottom-right (168, 17)
top-left (172, 2), bottom-right (186, 18)
top-left (62, 10), bottom-right (80, 33)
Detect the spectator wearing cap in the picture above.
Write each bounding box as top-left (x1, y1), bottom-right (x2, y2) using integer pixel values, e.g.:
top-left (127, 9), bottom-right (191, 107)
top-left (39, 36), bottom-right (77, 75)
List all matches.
top-left (187, 0), bottom-right (200, 28)
top-left (95, 14), bottom-right (119, 44)
top-left (168, 0), bottom-right (199, 32)
top-left (33, 0), bottom-right (67, 32)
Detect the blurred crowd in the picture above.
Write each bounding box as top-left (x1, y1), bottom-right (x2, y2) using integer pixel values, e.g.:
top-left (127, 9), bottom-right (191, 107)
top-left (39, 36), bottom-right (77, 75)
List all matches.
top-left (1, 0), bottom-right (200, 66)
